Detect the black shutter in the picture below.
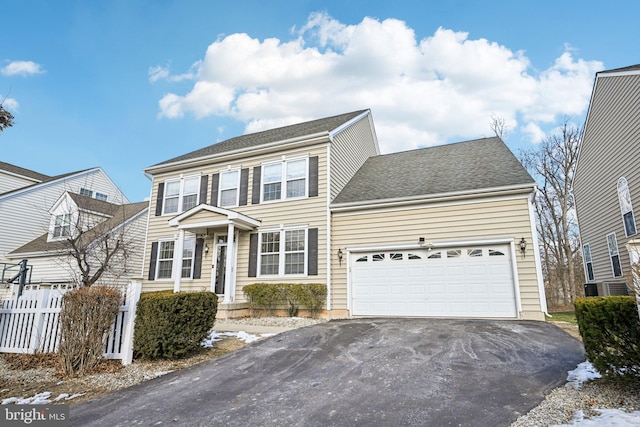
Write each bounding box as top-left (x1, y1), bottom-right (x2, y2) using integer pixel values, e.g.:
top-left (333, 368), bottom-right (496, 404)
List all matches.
top-left (309, 156), bottom-right (319, 197)
top-left (308, 228), bottom-right (318, 276)
top-left (148, 242), bottom-right (158, 280)
top-left (248, 233), bottom-right (258, 277)
top-left (210, 173), bottom-right (219, 207)
top-left (199, 175), bottom-right (209, 206)
top-left (193, 238), bottom-right (204, 279)
top-left (252, 166), bottom-right (261, 205)
top-left (239, 168), bottom-right (249, 206)
top-left (155, 183), bottom-right (164, 216)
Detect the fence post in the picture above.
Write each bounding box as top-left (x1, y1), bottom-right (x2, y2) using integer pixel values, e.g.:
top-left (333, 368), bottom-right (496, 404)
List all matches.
top-left (28, 289), bottom-right (50, 353)
top-left (120, 280), bottom-right (142, 365)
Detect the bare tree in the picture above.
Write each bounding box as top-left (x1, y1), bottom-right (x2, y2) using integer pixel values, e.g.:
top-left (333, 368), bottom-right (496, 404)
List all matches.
top-left (490, 114), bottom-right (508, 139)
top-left (521, 119), bottom-right (583, 308)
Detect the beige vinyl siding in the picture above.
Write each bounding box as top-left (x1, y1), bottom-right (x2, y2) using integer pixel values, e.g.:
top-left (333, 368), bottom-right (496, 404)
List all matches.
top-left (574, 72), bottom-right (640, 283)
top-left (0, 169), bottom-right (129, 264)
top-left (331, 195), bottom-right (542, 318)
top-left (330, 114), bottom-right (379, 201)
top-left (0, 171), bottom-right (39, 194)
top-left (142, 145), bottom-right (329, 297)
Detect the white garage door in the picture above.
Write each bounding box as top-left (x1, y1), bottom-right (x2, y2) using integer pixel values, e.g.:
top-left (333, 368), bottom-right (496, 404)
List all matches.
top-left (350, 246), bottom-right (517, 318)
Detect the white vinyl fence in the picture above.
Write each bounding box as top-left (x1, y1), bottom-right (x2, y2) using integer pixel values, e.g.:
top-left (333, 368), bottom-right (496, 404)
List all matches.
top-left (0, 281), bottom-right (141, 365)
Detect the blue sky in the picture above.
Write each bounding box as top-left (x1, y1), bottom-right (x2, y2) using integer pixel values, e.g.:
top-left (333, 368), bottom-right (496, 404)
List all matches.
top-left (2, 0), bottom-right (639, 202)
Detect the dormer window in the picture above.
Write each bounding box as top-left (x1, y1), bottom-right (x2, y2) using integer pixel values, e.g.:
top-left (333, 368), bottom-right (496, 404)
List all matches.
top-left (53, 214), bottom-right (71, 238)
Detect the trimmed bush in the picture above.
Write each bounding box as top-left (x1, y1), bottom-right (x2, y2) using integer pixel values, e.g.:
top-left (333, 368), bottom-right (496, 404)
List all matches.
top-left (58, 286), bottom-right (122, 378)
top-left (574, 296), bottom-right (640, 379)
top-left (243, 283), bottom-right (326, 318)
top-left (134, 291), bottom-right (217, 360)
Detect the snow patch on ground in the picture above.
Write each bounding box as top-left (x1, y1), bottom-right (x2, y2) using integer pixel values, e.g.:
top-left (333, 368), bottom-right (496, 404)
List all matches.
top-left (201, 330), bottom-right (275, 348)
top-left (2, 391), bottom-right (85, 405)
top-left (565, 361), bottom-right (602, 388)
top-left (554, 409), bottom-right (640, 427)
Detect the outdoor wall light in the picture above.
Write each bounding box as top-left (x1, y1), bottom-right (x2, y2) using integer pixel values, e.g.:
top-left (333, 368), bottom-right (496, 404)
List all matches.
top-left (519, 237), bottom-right (527, 258)
top-left (337, 248), bottom-right (343, 265)
top-left (204, 243), bottom-right (210, 254)
top-left (419, 237), bottom-right (426, 246)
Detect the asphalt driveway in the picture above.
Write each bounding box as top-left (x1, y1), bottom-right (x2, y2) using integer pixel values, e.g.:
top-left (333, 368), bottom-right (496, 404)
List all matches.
top-left (70, 318), bottom-right (584, 427)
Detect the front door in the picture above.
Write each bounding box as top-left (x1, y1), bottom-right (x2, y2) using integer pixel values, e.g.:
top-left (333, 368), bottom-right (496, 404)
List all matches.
top-left (213, 235), bottom-right (227, 295)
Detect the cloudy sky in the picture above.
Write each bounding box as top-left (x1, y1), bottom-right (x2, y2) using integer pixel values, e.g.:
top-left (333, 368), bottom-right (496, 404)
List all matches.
top-left (2, 1), bottom-right (638, 201)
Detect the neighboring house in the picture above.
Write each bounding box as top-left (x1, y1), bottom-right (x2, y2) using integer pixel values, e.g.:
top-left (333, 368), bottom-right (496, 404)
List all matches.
top-left (6, 192), bottom-right (148, 294)
top-left (142, 109), bottom-right (547, 320)
top-left (574, 64), bottom-right (640, 296)
top-left (0, 162), bottom-right (132, 296)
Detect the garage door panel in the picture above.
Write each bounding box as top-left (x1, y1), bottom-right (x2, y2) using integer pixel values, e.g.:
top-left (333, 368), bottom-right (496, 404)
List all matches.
top-left (351, 245), bottom-right (517, 318)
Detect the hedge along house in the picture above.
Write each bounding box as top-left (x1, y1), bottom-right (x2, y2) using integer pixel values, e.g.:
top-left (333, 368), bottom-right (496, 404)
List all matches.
top-left (142, 109), bottom-right (548, 320)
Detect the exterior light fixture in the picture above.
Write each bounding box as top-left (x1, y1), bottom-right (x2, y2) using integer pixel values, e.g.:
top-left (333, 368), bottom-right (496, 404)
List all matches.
top-left (419, 237), bottom-right (426, 246)
top-left (337, 248), bottom-right (343, 265)
top-left (519, 237), bottom-right (527, 258)
top-left (204, 243), bottom-right (210, 254)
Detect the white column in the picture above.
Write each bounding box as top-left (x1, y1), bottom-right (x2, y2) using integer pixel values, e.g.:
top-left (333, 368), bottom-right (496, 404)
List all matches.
top-left (173, 229), bottom-right (185, 293)
top-left (223, 223), bottom-right (235, 303)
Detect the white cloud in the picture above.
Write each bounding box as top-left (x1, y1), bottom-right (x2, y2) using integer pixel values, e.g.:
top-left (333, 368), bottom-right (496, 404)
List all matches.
top-left (148, 62), bottom-right (200, 83)
top-left (1, 60), bottom-right (45, 77)
top-left (1, 96), bottom-right (19, 111)
top-left (154, 12), bottom-right (604, 151)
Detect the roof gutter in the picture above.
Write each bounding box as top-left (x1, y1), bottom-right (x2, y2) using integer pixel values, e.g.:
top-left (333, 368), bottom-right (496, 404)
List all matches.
top-left (330, 183), bottom-right (536, 212)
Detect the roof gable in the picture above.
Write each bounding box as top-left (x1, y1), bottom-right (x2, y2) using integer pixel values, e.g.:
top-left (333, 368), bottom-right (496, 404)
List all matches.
top-left (9, 202), bottom-right (148, 256)
top-left (332, 137), bottom-right (535, 205)
top-left (148, 110), bottom-right (368, 170)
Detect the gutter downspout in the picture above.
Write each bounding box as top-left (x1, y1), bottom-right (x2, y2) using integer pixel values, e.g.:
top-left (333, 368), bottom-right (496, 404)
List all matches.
top-left (326, 143), bottom-right (332, 312)
top-left (528, 191), bottom-right (550, 317)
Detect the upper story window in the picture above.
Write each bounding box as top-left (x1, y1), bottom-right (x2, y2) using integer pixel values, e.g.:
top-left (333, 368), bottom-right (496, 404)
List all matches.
top-left (219, 169), bottom-right (240, 207)
top-left (79, 188), bottom-right (93, 197)
top-left (618, 177), bottom-right (637, 237)
top-left (606, 232), bottom-right (623, 278)
top-left (583, 243), bottom-right (595, 282)
top-left (79, 188), bottom-right (108, 201)
top-left (262, 158), bottom-right (308, 202)
top-left (95, 192), bottom-right (108, 201)
top-left (53, 214), bottom-right (71, 238)
top-left (163, 175), bottom-right (200, 215)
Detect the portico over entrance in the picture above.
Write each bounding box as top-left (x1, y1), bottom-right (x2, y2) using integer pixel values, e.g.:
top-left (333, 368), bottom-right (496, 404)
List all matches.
top-left (168, 205), bottom-right (260, 303)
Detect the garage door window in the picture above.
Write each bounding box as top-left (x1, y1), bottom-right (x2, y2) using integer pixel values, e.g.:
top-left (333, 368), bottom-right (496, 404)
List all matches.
top-left (372, 254), bottom-right (385, 261)
top-left (468, 249), bottom-right (483, 257)
top-left (489, 249), bottom-right (505, 256)
top-left (356, 255), bottom-right (368, 262)
top-left (428, 251), bottom-right (441, 259)
top-left (447, 250), bottom-right (462, 258)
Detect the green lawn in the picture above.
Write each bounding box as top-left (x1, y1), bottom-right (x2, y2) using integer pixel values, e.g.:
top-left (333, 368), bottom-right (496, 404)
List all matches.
top-left (549, 311), bottom-right (577, 325)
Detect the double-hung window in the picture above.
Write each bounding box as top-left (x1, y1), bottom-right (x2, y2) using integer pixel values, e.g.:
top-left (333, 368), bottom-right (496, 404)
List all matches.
top-left (163, 176), bottom-right (200, 215)
top-left (219, 170), bottom-right (240, 207)
top-left (259, 228), bottom-right (307, 276)
top-left (583, 243), bottom-right (594, 282)
top-left (155, 238), bottom-right (196, 280)
top-left (618, 177), bottom-right (637, 237)
top-left (262, 158), bottom-right (308, 202)
top-left (53, 214), bottom-right (71, 238)
top-left (606, 232), bottom-right (623, 278)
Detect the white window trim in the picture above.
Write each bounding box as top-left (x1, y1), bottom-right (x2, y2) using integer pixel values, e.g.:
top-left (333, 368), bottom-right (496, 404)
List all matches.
top-left (162, 174), bottom-right (201, 216)
top-left (79, 188), bottom-right (93, 197)
top-left (155, 236), bottom-right (197, 280)
top-left (583, 243), bottom-right (595, 282)
top-left (52, 213), bottom-right (72, 239)
top-left (618, 177), bottom-right (637, 237)
top-left (95, 192), bottom-right (108, 201)
top-left (606, 232), bottom-right (623, 278)
top-left (257, 226), bottom-right (308, 277)
top-left (260, 156), bottom-right (309, 203)
top-left (218, 168), bottom-right (241, 208)
top-left (155, 239), bottom-right (176, 281)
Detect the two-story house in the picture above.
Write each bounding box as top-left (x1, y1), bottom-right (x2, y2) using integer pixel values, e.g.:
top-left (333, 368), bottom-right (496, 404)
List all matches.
top-left (574, 64), bottom-right (640, 296)
top-left (142, 110), bottom-right (547, 320)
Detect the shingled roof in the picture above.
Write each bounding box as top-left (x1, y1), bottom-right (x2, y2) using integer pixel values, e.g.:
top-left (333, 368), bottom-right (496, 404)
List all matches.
top-left (598, 64), bottom-right (640, 74)
top-left (332, 137), bottom-right (535, 205)
top-left (0, 161), bottom-right (50, 182)
top-left (149, 110), bottom-right (368, 168)
top-left (9, 201), bottom-right (148, 255)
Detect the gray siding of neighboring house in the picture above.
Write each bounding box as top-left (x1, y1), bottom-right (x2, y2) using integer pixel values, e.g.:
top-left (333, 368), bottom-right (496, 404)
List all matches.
top-left (0, 169), bottom-right (129, 264)
top-left (0, 171), bottom-right (39, 194)
top-left (329, 113), bottom-right (379, 201)
top-left (574, 71), bottom-right (640, 285)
